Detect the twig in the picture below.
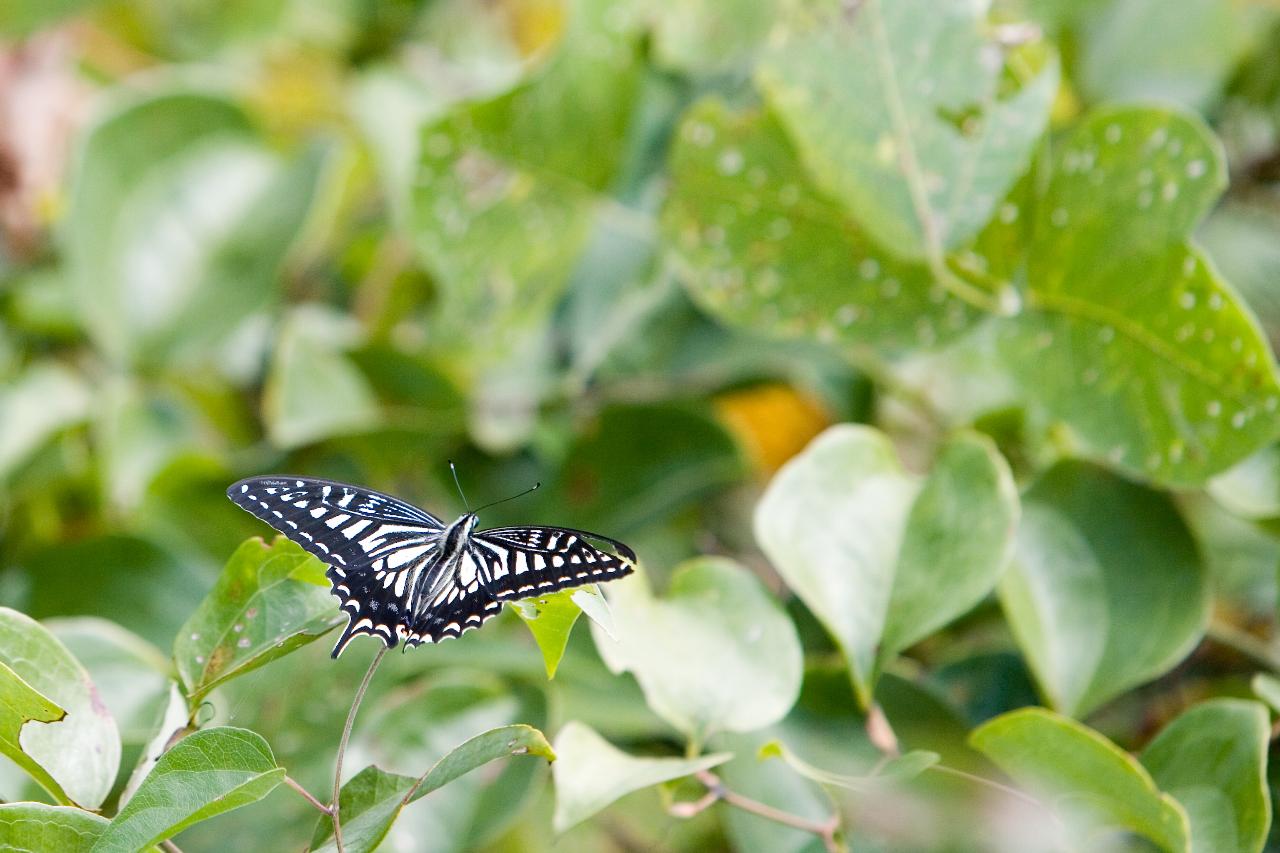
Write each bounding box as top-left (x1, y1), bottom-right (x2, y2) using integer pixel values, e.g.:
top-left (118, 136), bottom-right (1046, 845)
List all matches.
top-left (332, 645), bottom-right (388, 852)
top-left (159, 841), bottom-right (183, 853)
top-left (1206, 618), bottom-right (1280, 672)
top-left (284, 775), bottom-right (331, 815)
top-left (672, 770), bottom-right (843, 853)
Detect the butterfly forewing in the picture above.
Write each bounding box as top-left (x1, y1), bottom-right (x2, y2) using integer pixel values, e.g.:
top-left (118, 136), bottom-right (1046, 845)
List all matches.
top-left (226, 476), bottom-right (636, 658)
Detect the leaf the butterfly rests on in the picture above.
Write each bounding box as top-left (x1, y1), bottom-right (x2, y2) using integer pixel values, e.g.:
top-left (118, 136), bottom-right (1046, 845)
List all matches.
top-left (226, 476), bottom-right (636, 658)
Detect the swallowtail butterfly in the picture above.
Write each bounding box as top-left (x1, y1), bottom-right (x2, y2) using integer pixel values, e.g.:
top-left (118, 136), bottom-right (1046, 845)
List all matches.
top-left (226, 476), bottom-right (635, 658)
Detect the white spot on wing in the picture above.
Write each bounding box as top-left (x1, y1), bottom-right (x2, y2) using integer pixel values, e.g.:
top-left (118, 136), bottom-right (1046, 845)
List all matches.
top-left (325, 513), bottom-right (351, 529)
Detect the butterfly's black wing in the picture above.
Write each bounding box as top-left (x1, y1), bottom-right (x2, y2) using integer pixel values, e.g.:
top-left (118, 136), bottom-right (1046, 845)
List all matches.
top-left (227, 476), bottom-right (445, 657)
top-left (471, 525), bottom-right (636, 601)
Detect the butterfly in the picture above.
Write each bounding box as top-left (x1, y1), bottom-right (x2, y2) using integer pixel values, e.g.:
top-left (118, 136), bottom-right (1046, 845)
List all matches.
top-left (226, 475), bottom-right (636, 658)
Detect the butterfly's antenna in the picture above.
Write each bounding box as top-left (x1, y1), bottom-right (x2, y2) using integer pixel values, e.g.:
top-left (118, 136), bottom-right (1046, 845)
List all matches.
top-left (449, 460), bottom-right (470, 511)
top-left (474, 482), bottom-right (541, 515)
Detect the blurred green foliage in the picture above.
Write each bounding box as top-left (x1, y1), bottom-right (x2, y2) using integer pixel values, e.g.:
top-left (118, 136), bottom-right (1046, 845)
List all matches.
top-left (5, 0), bottom-right (1280, 850)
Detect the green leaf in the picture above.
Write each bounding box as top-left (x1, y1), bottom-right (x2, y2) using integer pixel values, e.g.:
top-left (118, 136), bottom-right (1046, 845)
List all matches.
top-left (0, 608), bottom-right (120, 810)
top-left (46, 617), bottom-right (171, 744)
top-left (0, 362), bottom-right (90, 481)
top-left (971, 707), bottom-right (1190, 852)
top-left (263, 308), bottom-right (382, 449)
top-left (119, 683), bottom-right (190, 808)
top-left (66, 90), bottom-right (326, 368)
top-left (0, 803), bottom-right (108, 853)
top-left (591, 558), bottom-right (803, 744)
top-left (551, 721), bottom-right (730, 833)
top-left (92, 726), bottom-right (284, 853)
top-left (511, 590), bottom-right (584, 679)
top-left (755, 426), bottom-right (1016, 705)
top-left (664, 99), bottom-right (977, 355)
top-left (0, 661), bottom-right (68, 805)
top-left (759, 740), bottom-right (938, 792)
top-left (652, 0), bottom-right (779, 73)
top-left (1208, 444), bottom-right (1280, 520)
top-left (409, 0), bottom-right (642, 364)
top-left (1075, 0), bottom-right (1264, 109)
top-left (174, 536), bottom-right (342, 705)
top-left (1140, 699), bottom-right (1271, 853)
top-left (999, 461), bottom-right (1208, 716)
top-left (310, 724), bottom-right (554, 853)
top-left (1252, 673), bottom-right (1280, 714)
top-left (757, 0), bottom-right (1058, 259)
top-left (1000, 106), bottom-right (1280, 487)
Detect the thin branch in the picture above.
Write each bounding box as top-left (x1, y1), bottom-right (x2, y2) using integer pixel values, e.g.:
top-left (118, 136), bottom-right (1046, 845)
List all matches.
top-left (159, 841), bottom-right (184, 853)
top-left (1206, 618), bottom-right (1280, 672)
top-left (333, 645), bottom-right (388, 853)
top-left (284, 775), bottom-right (331, 815)
top-left (671, 770), bottom-right (843, 853)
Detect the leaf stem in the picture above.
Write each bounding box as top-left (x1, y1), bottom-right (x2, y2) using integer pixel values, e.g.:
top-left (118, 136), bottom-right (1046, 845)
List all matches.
top-left (333, 645), bottom-right (388, 852)
top-left (673, 769), bottom-right (844, 853)
top-left (284, 775), bottom-right (331, 815)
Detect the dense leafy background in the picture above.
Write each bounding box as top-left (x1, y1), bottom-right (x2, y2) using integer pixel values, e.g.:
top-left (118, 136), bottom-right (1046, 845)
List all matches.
top-left (5, 0), bottom-right (1280, 850)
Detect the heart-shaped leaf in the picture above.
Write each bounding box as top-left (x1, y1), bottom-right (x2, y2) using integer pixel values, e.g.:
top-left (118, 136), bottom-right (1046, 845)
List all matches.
top-left (971, 707), bottom-right (1190, 852)
top-left (1140, 699), bottom-right (1271, 853)
top-left (755, 426), bottom-right (1016, 705)
top-left (551, 720), bottom-right (730, 833)
top-left (999, 461), bottom-right (1208, 716)
top-left (591, 558), bottom-right (802, 744)
top-left (175, 536), bottom-right (343, 705)
top-left (511, 589), bottom-right (584, 679)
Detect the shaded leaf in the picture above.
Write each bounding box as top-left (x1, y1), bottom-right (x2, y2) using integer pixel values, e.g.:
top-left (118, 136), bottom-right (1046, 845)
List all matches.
top-left (1208, 444), bottom-right (1280, 520)
top-left (971, 707), bottom-right (1190, 852)
top-left (310, 724), bottom-right (554, 853)
top-left (756, 426), bottom-right (1016, 705)
top-left (0, 660), bottom-right (67, 805)
top-left (93, 726), bottom-right (284, 853)
top-left (119, 682), bottom-right (189, 808)
top-left (174, 536), bottom-right (342, 705)
top-left (551, 721), bottom-right (730, 832)
top-left (999, 461), bottom-right (1208, 716)
top-left (66, 90), bottom-right (325, 367)
top-left (0, 608), bottom-right (119, 810)
top-left (1141, 699), bottom-right (1271, 853)
top-left (592, 558), bottom-right (802, 744)
top-left (1252, 673), bottom-right (1280, 714)
top-left (0, 362), bottom-right (90, 481)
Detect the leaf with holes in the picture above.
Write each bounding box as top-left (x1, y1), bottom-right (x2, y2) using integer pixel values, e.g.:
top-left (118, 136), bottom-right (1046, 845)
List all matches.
top-left (999, 106), bottom-right (1280, 487)
top-left (174, 536), bottom-right (342, 705)
top-left (0, 608), bottom-right (119, 810)
top-left (664, 99), bottom-right (978, 354)
top-left (1000, 461), bottom-right (1208, 717)
top-left (757, 0), bottom-right (1058, 261)
top-left (92, 727), bottom-right (284, 853)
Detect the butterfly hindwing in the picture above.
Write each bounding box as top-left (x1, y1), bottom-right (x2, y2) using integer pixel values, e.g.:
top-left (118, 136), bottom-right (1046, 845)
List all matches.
top-left (471, 526), bottom-right (635, 601)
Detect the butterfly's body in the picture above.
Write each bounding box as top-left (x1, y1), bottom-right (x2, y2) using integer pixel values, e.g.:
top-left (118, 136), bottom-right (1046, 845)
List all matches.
top-left (227, 476), bottom-right (635, 658)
